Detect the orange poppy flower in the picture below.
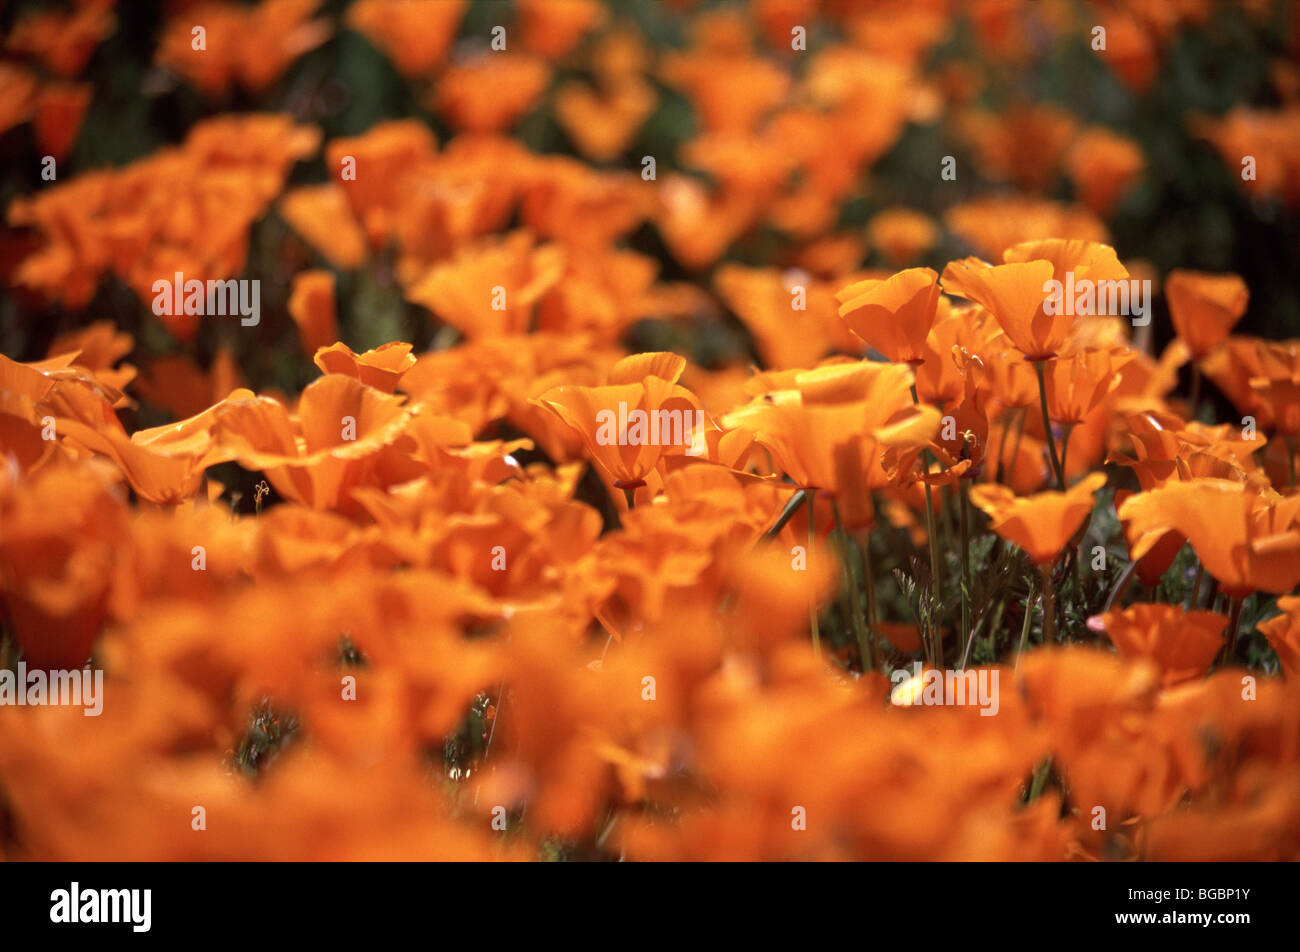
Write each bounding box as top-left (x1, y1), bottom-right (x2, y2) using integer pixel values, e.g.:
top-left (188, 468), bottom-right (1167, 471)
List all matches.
top-left (1166, 270), bottom-right (1249, 360)
top-left (134, 346), bottom-right (247, 421)
top-left (432, 54), bottom-right (551, 134)
top-left (940, 258), bottom-right (1058, 361)
top-left (660, 46), bottom-right (788, 135)
top-left (865, 208), bottom-right (939, 266)
top-left (288, 271), bottom-right (339, 358)
top-left (553, 78), bottom-right (656, 162)
top-left (32, 82), bottom-right (92, 162)
top-left (956, 103), bottom-right (1079, 192)
top-left (313, 341), bottom-right (415, 395)
top-left (1118, 478), bottom-right (1300, 596)
top-left (836, 267), bottom-right (942, 366)
top-left (941, 240), bottom-right (1129, 361)
top-left (407, 231), bottom-right (565, 339)
top-left (5, 1), bottom-right (115, 78)
top-left (323, 120), bottom-right (440, 249)
top-left (517, 0), bottom-right (606, 60)
top-left (345, 0), bottom-right (466, 77)
top-left (278, 185), bottom-right (368, 270)
top-left (1257, 596), bottom-right (1300, 679)
top-left (46, 321), bottom-right (137, 396)
top-left (726, 361), bottom-right (939, 533)
top-left (654, 175), bottom-right (759, 271)
top-left (215, 375), bottom-right (416, 512)
top-left (535, 353), bottom-right (710, 491)
top-left (943, 196), bottom-right (1108, 262)
top-left (1244, 342), bottom-right (1300, 436)
top-left (1064, 127), bottom-right (1144, 216)
top-left (1044, 347), bottom-right (1134, 425)
top-left (717, 265), bottom-right (864, 369)
top-left (155, 0), bottom-right (331, 97)
top-left (0, 462), bottom-right (125, 669)
top-left (969, 472), bottom-right (1107, 565)
top-left (1091, 604), bottom-right (1226, 686)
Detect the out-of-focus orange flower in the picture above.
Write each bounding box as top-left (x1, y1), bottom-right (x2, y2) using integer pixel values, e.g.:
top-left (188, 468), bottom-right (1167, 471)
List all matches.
top-left (653, 174), bottom-right (759, 271)
top-left (970, 472), bottom-right (1106, 565)
top-left (279, 185), bottom-right (368, 270)
top-left (660, 42), bottom-right (789, 135)
top-left (288, 271), bottom-right (339, 358)
top-left (134, 347), bottom-right (246, 421)
top-left (0, 64), bottom-right (38, 137)
top-left (32, 83), bottom-right (92, 161)
top-left (865, 208), bottom-right (940, 266)
top-left (1092, 604), bottom-right (1226, 687)
top-left (346, 0), bottom-right (466, 77)
top-left (518, 0), bottom-right (606, 60)
top-left (1191, 106), bottom-right (1300, 208)
top-left (9, 114), bottom-right (319, 315)
top-left (5, 1), bottom-right (115, 78)
top-left (836, 267), bottom-right (942, 365)
top-left (717, 265), bottom-right (863, 369)
top-left (432, 54), bottom-right (551, 134)
top-left (156, 0), bottom-right (331, 97)
top-left (0, 463), bottom-right (123, 669)
top-left (957, 103), bottom-right (1079, 192)
top-left (944, 196), bottom-right (1108, 262)
top-left (407, 231), bottom-right (565, 339)
top-left (554, 78), bottom-right (656, 162)
top-left (1065, 127), bottom-right (1144, 217)
top-left (1097, 7), bottom-right (1158, 94)
top-left (1166, 270), bottom-right (1249, 361)
top-left (322, 120), bottom-right (440, 249)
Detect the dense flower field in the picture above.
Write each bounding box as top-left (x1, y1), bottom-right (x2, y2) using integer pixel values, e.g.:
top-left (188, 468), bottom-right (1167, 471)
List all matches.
top-left (2, 0), bottom-right (1300, 861)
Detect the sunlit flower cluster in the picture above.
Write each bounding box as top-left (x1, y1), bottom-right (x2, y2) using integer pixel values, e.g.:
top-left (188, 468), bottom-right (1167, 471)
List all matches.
top-left (2, 0), bottom-right (1299, 861)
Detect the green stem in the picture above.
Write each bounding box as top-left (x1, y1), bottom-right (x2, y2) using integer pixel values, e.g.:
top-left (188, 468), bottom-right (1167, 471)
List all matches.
top-left (1287, 437), bottom-right (1297, 491)
top-left (622, 487), bottom-right (636, 510)
top-left (833, 503), bottom-right (873, 673)
top-left (1028, 756), bottom-right (1054, 803)
top-left (857, 534), bottom-right (880, 673)
top-left (921, 482), bottom-right (943, 666)
top-left (1013, 574), bottom-right (1039, 674)
top-left (761, 488), bottom-right (807, 541)
top-left (1103, 557), bottom-right (1139, 613)
top-left (1059, 423), bottom-right (1074, 487)
top-left (911, 383), bottom-right (944, 667)
top-left (1040, 563), bottom-right (1057, 647)
top-left (1033, 360), bottom-right (1066, 490)
top-left (958, 479), bottom-right (972, 667)
top-left (986, 597), bottom-right (1006, 661)
top-left (807, 488), bottom-right (821, 658)
top-left (1220, 596), bottom-right (1243, 667)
